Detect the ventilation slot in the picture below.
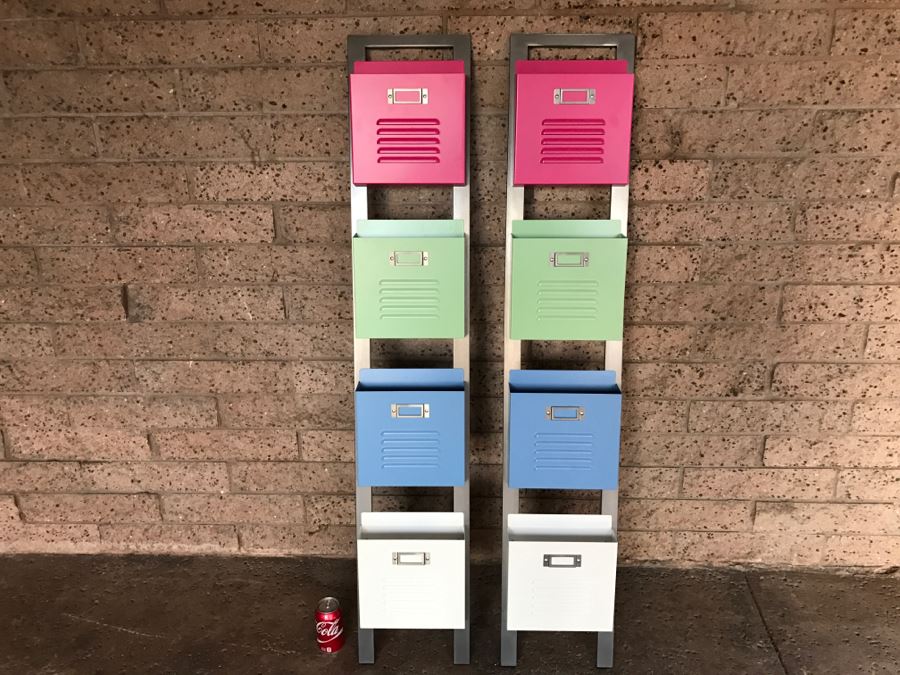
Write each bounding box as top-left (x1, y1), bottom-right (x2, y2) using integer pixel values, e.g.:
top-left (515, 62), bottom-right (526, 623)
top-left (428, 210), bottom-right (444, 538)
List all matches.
top-left (381, 430), bottom-right (440, 469)
top-left (376, 118), bottom-right (441, 164)
top-left (378, 279), bottom-right (440, 320)
top-left (539, 118), bottom-right (605, 164)
top-left (533, 432), bottom-right (594, 471)
top-left (535, 280), bottom-right (600, 321)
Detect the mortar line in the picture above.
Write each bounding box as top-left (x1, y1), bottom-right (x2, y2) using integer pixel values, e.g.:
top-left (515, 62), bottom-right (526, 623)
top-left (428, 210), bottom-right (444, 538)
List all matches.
top-left (2, 52), bottom-right (900, 71)
top-left (7, 104), bottom-right (900, 120)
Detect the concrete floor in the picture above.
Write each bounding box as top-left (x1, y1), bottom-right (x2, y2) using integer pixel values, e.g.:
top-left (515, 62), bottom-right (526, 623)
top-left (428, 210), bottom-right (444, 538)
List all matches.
top-left (0, 556), bottom-right (897, 674)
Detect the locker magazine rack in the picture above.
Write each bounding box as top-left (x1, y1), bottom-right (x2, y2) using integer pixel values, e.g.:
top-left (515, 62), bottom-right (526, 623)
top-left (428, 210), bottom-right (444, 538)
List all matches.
top-left (347, 34), bottom-right (472, 666)
top-left (500, 33), bottom-right (635, 669)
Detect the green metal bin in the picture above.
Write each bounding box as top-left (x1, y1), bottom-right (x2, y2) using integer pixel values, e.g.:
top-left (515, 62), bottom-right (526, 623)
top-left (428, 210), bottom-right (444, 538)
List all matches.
top-left (352, 220), bottom-right (465, 339)
top-left (510, 220), bottom-right (626, 341)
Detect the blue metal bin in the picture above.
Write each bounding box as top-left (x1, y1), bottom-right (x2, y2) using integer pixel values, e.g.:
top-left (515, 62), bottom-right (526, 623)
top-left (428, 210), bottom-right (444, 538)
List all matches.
top-left (356, 368), bottom-right (465, 487)
top-left (509, 369), bottom-right (621, 490)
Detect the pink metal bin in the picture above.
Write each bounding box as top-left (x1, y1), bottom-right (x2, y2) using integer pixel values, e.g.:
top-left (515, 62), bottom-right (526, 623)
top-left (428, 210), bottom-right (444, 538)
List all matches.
top-left (513, 60), bottom-right (634, 186)
top-left (350, 60), bottom-right (466, 185)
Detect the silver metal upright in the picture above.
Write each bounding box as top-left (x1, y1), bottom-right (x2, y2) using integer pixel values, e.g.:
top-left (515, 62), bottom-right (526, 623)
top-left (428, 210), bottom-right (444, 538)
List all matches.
top-left (500, 33), bottom-right (635, 669)
top-left (347, 33), bottom-right (472, 666)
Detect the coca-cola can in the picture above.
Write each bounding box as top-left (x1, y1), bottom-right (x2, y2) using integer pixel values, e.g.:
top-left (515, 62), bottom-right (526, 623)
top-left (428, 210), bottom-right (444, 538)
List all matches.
top-left (316, 597), bottom-right (345, 654)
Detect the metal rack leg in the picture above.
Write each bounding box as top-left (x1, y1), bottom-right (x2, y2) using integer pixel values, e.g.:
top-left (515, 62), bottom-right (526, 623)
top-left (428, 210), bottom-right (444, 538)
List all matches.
top-left (501, 351), bottom-right (521, 668)
top-left (453, 482), bottom-right (470, 664)
top-left (452, 62), bottom-right (472, 659)
top-left (597, 632), bottom-right (614, 668)
top-left (356, 483), bottom-right (374, 663)
top-left (500, 482), bottom-right (519, 666)
top-left (500, 632), bottom-right (517, 666)
top-left (500, 31), bottom-right (528, 668)
top-left (358, 629), bottom-right (375, 664)
top-left (349, 33), bottom-right (371, 666)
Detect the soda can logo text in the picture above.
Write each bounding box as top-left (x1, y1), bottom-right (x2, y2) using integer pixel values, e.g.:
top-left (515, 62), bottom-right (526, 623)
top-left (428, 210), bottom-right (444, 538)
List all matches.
top-left (317, 620), bottom-right (343, 640)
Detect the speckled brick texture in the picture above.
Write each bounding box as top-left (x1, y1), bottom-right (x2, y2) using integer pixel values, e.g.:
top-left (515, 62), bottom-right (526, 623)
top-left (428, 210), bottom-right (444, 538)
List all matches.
top-left (0, 1), bottom-right (898, 569)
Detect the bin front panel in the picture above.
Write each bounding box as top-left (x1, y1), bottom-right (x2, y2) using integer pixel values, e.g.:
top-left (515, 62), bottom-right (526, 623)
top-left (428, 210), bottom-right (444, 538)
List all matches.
top-left (510, 235), bottom-right (627, 340)
top-left (356, 388), bottom-right (465, 487)
top-left (358, 537), bottom-right (465, 629)
top-left (509, 389), bottom-right (621, 489)
top-left (350, 61), bottom-right (466, 185)
top-left (353, 233), bottom-right (465, 338)
top-left (508, 370), bottom-right (622, 489)
top-left (513, 63), bottom-right (634, 186)
top-left (507, 538), bottom-right (617, 632)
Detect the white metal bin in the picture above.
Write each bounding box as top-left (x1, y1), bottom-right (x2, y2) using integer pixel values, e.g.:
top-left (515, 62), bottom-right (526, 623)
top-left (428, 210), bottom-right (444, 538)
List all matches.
top-left (507, 513), bottom-right (617, 632)
top-left (357, 511), bottom-right (466, 630)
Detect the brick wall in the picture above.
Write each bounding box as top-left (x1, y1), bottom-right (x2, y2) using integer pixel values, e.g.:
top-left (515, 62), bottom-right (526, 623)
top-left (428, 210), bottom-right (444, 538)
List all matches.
top-left (0, 0), bottom-right (898, 568)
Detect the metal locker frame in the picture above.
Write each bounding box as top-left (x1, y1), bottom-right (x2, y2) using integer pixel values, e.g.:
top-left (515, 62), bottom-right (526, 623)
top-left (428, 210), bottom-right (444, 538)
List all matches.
top-left (347, 34), bottom-right (472, 666)
top-left (500, 32), bottom-right (635, 669)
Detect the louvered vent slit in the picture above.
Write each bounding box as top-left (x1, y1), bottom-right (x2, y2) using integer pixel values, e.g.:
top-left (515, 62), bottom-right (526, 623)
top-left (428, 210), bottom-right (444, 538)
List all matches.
top-left (535, 280), bottom-right (600, 321)
top-left (376, 118), bottom-right (441, 164)
top-left (378, 279), bottom-right (440, 320)
top-left (532, 433), bottom-right (595, 471)
top-left (540, 118), bottom-right (605, 164)
top-left (381, 430), bottom-right (440, 469)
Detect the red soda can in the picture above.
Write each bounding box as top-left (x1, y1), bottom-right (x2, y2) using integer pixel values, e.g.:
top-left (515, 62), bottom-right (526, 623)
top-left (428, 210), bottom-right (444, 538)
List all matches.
top-left (316, 597), bottom-right (345, 654)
